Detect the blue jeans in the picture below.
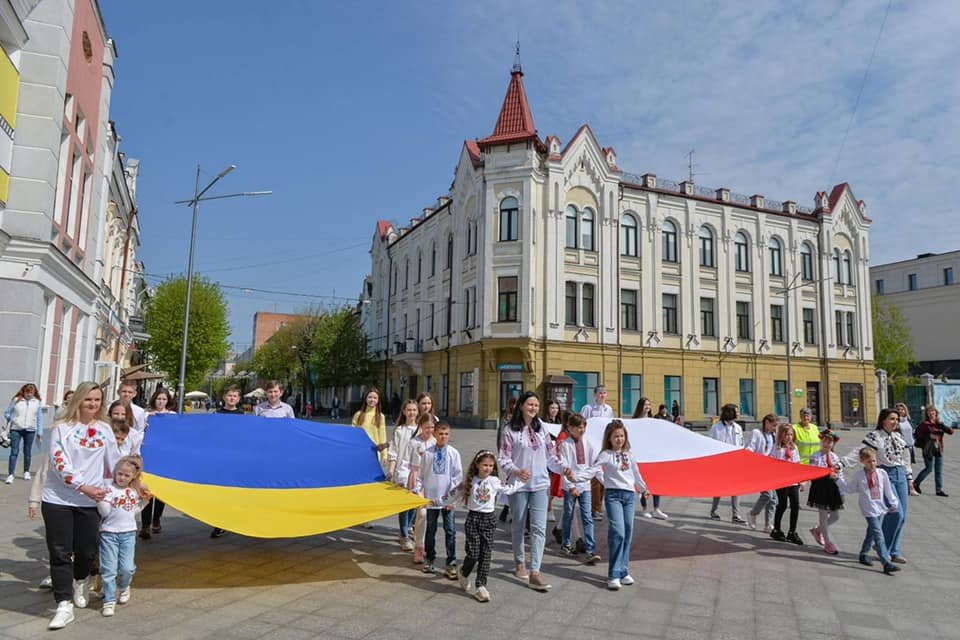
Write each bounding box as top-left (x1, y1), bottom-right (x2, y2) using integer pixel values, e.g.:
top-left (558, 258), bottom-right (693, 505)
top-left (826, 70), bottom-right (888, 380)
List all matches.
top-left (604, 488), bottom-right (636, 580)
top-left (749, 489), bottom-right (778, 524)
top-left (425, 508), bottom-right (456, 565)
top-left (398, 508), bottom-right (416, 539)
top-left (8, 429), bottom-right (36, 476)
top-left (915, 454), bottom-right (944, 492)
top-left (640, 494), bottom-right (660, 509)
top-left (509, 489), bottom-right (548, 572)
top-left (561, 489), bottom-right (595, 553)
top-left (880, 465), bottom-right (908, 558)
top-left (860, 516), bottom-right (892, 567)
top-left (99, 531), bottom-right (137, 603)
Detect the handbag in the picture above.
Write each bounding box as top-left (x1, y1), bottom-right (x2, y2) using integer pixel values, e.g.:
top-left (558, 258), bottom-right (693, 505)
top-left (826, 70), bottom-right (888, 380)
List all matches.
top-left (922, 438), bottom-right (941, 459)
top-left (0, 420), bottom-right (10, 448)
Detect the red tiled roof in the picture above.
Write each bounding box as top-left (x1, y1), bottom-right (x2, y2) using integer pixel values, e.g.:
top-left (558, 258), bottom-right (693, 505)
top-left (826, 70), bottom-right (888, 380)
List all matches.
top-left (376, 219), bottom-right (393, 240)
top-left (478, 70), bottom-right (538, 147)
top-left (465, 140), bottom-right (482, 168)
top-left (827, 183), bottom-right (848, 211)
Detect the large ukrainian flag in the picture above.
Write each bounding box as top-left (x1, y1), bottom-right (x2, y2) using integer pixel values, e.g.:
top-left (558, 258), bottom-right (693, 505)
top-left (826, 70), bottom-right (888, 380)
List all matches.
top-left (140, 414), bottom-right (427, 538)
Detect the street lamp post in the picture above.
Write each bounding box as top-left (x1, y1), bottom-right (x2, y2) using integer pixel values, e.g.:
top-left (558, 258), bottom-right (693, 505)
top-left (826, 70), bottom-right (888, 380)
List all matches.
top-left (174, 164), bottom-right (271, 413)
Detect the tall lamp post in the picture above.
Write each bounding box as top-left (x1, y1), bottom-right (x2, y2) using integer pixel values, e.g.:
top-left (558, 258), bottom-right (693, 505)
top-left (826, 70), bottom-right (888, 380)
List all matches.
top-left (174, 164), bottom-right (271, 413)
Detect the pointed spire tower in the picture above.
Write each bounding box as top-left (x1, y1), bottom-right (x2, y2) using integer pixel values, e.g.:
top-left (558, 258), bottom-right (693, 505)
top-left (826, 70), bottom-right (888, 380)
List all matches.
top-left (478, 42), bottom-right (540, 148)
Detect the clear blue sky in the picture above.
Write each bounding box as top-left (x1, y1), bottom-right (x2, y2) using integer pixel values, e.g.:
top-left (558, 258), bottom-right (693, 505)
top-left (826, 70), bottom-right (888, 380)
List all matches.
top-left (101, 1), bottom-right (959, 351)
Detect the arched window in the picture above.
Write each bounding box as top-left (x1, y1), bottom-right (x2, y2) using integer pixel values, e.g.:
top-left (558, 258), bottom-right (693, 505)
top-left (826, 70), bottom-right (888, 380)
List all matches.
top-left (430, 242), bottom-right (437, 276)
top-left (416, 251), bottom-right (423, 283)
top-left (581, 208), bottom-right (595, 251)
top-left (446, 234), bottom-right (454, 270)
top-left (768, 237), bottom-right (783, 276)
top-left (621, 213), bottom-right (638, 257)
top-left (565, 205), bottom-right (579, 249)
top-left (832, 248), bottom-right (841, 283)
top-left (662, 219), bottom-right (678, 263)
top-left (499, 196), bottom-right (519, 242)
top-left (699, 225), bottom-right (714, 267)
top-left (842, 250), bottom-right (853, 286)
top-left (404, 259), bottom-right (410, 289)
top-left (734, 232), bottom-right (750, 272)
top-left (800, 242), bottom-right (814, 281)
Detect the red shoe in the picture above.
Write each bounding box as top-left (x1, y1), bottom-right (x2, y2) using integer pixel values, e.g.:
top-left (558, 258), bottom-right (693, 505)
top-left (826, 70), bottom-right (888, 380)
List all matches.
top-left (809, 527), bottom-right (824, 546)
top-left (823, 542), bottom-right (839, 555)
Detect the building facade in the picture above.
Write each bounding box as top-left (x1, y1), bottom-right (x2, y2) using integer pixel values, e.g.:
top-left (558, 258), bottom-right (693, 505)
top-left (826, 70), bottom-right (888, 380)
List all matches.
top-left (362, 62), bottom-right (876, 428)
top-left (0, 0), bottom-right (144, 408)
top-left (871, 250), bottom-right (960, 377)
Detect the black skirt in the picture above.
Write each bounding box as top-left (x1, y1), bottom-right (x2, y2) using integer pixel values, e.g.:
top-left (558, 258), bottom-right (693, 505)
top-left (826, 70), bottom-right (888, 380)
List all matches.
top-left (807, 476), bottom-right (844, 511)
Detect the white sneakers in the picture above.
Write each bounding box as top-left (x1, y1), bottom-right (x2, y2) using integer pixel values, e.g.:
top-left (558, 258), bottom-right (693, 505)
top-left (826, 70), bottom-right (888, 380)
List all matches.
top-left (474, 586), bottom-right (490, 602)
top-left (118, 586), bottom-right (131, 604)
top-left (607, 578), bottom-right (621, 590)
top-left (621, 575), bottom-right (635, 586)
top-left (48, 601), bottom-right (74, 630)
top-left (4, 474), bottom-right (12, 484)
top-left (642, 510), bottom-right (654, 519)
top-left (72, 577), bottom-right (89, 608)
top-left (653, 509), bottom-right (669, 520)
top-left (23, 471), bottom-right (30, 480)
top-left (399, 537), bottom-right (414, 552)
top-left (101, 602), bottom-right (115, 617)
top-left (39, 575), bottom-right (53, 588)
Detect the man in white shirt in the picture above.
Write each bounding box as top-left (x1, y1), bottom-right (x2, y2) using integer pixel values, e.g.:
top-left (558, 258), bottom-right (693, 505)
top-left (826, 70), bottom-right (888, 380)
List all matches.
top-left (117, 381), bottom-right (147, 432)
top-left (254, 381), bottom-right (295, 418)
top-left (580, 384), bottom-right (613, 520)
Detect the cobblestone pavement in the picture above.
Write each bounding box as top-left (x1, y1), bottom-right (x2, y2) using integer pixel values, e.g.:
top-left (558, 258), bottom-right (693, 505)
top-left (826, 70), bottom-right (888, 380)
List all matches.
top-left (1, 426), bottom-right (958, 639)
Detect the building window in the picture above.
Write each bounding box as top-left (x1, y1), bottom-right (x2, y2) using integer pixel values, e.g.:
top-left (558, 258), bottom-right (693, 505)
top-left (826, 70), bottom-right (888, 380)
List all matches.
top-left (565, 281), bottom-right (577, 326)
top-left (835, 310), bottom-right (856, 347)
top-left (735, 232), bottom-right (750, 272)
top-left (499, 196), bottom-right (519, 242)
top-left (768, 238), bottom-right (783, 276)
top-left (703, 378), bottom-right (719, 418)
top-left (430, 243), bottom-right (437, 277)
top-left (835, 310), bottom-right (843, 347)
top-left (699, 226), bottom-right (715, 268)
top-left (621, 289), bottom-right (638, 331)
top-left (739, 379), bottom-right (755, 418)
top-left (662, 219), bottom-right (678, 263)
top-left (441, 374), bottom-right (449, 414)
top-left (908, 273), bottom-right (917, 290)
top-left (945, 267), bottom-right (954, 286)
top-left (416, 251), bottom-right (422, 283)
top-left (446, 234), bottom-right (453, 270)
top-left (664, 375), bottom-right (682, 417)
top-left (622, 374), bottom-right (642, 416)
top-left (621, 214), bottom-right (638, 257)
top-left (463, 287), bottom-right (474, 329)
top-left (662, 293), bottom-right (679, 335)
top-left (800, 243), bottom-right (814, 281)
top-left (846, 311), bottom-right (856, 348)
top-left (770, 304), bottom-right (784, 343)
top-left (497, 276), bottom-right (518, 322)
top-left (404, 260), bottom-right (410, 289)
top-left (391, 266), bottom-right (398, 295)
top-left (774, 380), bottom-right (788, 417)
top-left (564, 370), bottom-right (599, 413)
top-left (875, 279), bottom-right (884, 295)
top-left (466, 225), bottom-right (472, 255)
top-left (459, 371), bottom-right (474, 413)
top-left (581, 208), bottom-right (595, 251)
top-left (842, 250), bottom-right (853, 286)
top-left (803, 308), bottom-right (816, 345)
top-left (582, 283), bottom-right (595, 327)
top-left (427, 303), bottom-right (435, 338)
top-left (736, 301), bottom-right (751, 340)
top-left (565, 205), bottom-right (579, 249)
top-left (700, 297), bottom-right (715, 337)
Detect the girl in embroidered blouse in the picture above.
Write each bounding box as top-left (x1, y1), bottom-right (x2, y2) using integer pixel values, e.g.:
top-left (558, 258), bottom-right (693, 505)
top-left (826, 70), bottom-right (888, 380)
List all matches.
top-left (807, 430), bottom-right (844, 555)
top-left (770, 424), bottom-right (803, 545)
top-left (388, 400), bottom-right (420, 552)
top-left (405, 412), bottom-right (436, 564)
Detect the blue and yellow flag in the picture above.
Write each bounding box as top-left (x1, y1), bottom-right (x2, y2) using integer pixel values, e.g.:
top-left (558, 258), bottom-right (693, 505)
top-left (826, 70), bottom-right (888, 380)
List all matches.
top-left (140, 414), bottom-right (426, 538)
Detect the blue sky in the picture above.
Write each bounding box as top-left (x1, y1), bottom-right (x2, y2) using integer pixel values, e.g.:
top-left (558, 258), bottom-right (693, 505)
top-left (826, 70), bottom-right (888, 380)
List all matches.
top-left (100, 1), bottom-right (960, 351)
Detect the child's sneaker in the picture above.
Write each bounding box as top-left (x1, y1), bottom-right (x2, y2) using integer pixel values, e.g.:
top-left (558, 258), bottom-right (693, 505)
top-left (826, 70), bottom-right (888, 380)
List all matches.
top-left (118, 587), bottom-right (131, 604)
top-left (413, 546), bottom-right (424, 564)
top-left (39, 576), bottom-right (53, 589)
top-left (444, 564), bottom-right (459, 581)
top-left (883, 563), bottom-right (901, 575)
top-left (621, 575), bottom-right (635, 586)
top-left (809, 527), bottom-right (824, 546)
top-left (859, 554), bottom-right (874, 566)
top-left (586, 553), bottom-right (601, 565)
top-left (607, 578), bottom-right (621, 590)
top-left (23, 471), bottom-right (30, 480)
top-left (48, 601), bottom-right (74, 630)
top-left (641, 509), bottom-right (653, 518)
top-left (101, 601), bottom-right (115, 617)
top-left (654, 508), bottom-right (669, 520)
top-left (475, 586), bottom-right (490, 602)
top-left (422, 562), bottom-right (436, 574)
top-left (823, 542), bottom-right (839, 556)
top-left (400, 537), bottom-right (414, 552)
top-left (560, 544), bottom-right (575, 556)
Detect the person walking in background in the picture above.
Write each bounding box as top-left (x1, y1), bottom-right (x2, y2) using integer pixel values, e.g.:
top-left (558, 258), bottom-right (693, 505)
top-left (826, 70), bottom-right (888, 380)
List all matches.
top-left (792, 407), bottom-right (821, 465)
top-left (581, 385), bottom-right (613, 522)
top-left (331, 393), bottom-right (341, 420)
top-left (654, 404), bottom-right (670, 420)
top-left (5, 383), bottom-right (44, 484)
top-left (746, 414), bottom-right (779, 532)
top-left (254, 381), bottom-right (295, 418)
top-left (914, 405), bottom-right (954, 497)
top-left (895, 403), bottom-right (919, 495)
top-left (708, 404), bottom-right (746, 523)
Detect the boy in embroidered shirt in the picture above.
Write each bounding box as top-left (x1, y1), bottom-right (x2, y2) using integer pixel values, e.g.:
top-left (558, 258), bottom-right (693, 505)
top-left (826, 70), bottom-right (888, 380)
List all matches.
top-left (117, 381), bottom-right (146, 433)
top-left (838, 448), bottom-right (901, 575)
top-left (97, 456), bottom-right (150, 617)
top-left (412, 421), bottom-right (463, 579)
top-left (557, 414), bottom-right (601, 563)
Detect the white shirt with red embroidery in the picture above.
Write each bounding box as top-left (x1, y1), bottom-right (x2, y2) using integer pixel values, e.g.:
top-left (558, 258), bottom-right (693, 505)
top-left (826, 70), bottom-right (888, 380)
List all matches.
top-left (97, 484), bottom-right (145, 533)
top-left (593, 449), bottom-right (647, 492)
top-left (42, 421), bottom-right (120, 507)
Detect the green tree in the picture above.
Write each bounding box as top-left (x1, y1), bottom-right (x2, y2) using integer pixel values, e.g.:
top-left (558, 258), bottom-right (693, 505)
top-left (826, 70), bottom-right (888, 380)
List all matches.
top-left (872, 296), bottom-right (917, 395)
top-left (143, 276), bottom-right (230, 390)
top-left (311, 307), bottom-right (374, 389)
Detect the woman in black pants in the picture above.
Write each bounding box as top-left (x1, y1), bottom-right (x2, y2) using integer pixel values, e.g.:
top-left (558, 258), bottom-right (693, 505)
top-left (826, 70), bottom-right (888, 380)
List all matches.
top-left (770, 424), bottom-right (804, 545)
top-left (41, 382), bottom-right (120, 629)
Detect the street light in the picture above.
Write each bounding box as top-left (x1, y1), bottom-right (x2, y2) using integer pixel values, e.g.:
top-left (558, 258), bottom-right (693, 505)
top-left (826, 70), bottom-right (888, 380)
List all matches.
top-left (173, 164), bottom-right (271, 413)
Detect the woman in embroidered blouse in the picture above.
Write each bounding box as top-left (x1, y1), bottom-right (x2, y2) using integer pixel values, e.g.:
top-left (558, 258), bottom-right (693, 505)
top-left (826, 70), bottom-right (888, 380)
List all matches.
top-left (842, 408), bottom-right (911, 564)
top-left (498, 391), bottom-right (562, 592)
top-left (41, 381), bottom-right (119, 630)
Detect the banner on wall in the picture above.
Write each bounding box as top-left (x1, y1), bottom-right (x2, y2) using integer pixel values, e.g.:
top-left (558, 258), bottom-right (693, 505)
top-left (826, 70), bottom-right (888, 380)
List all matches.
top-left (0, 44), bottom-right (19, 205)
top-left (933, 382), bottom-right (960, 427)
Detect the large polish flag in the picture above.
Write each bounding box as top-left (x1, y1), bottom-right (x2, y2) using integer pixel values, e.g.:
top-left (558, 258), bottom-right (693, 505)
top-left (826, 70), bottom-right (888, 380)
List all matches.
top-left (545, 417), bottom-right (830, 497)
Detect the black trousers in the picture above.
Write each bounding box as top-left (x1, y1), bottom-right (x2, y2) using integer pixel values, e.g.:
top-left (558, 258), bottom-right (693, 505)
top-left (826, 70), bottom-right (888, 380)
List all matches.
top-left (461, 511), bottom-right (496, 587)
top-left (142, 497), bottom-right (165, 527)
top-left (41, 502), bottom-right (100, 604)
top-left (774, 485), bottom-right (800, 533)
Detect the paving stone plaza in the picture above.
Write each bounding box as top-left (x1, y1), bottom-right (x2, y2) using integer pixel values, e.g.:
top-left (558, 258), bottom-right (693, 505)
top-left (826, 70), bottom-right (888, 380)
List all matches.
top-left (1, 426), bottom-right (958, 640)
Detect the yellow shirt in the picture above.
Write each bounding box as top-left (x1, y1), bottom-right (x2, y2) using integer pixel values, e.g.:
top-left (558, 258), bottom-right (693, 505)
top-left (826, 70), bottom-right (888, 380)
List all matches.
top-left (353, 408), bottom-right (387, 462)
top-left (792, 422), bottom-right (821, 464)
